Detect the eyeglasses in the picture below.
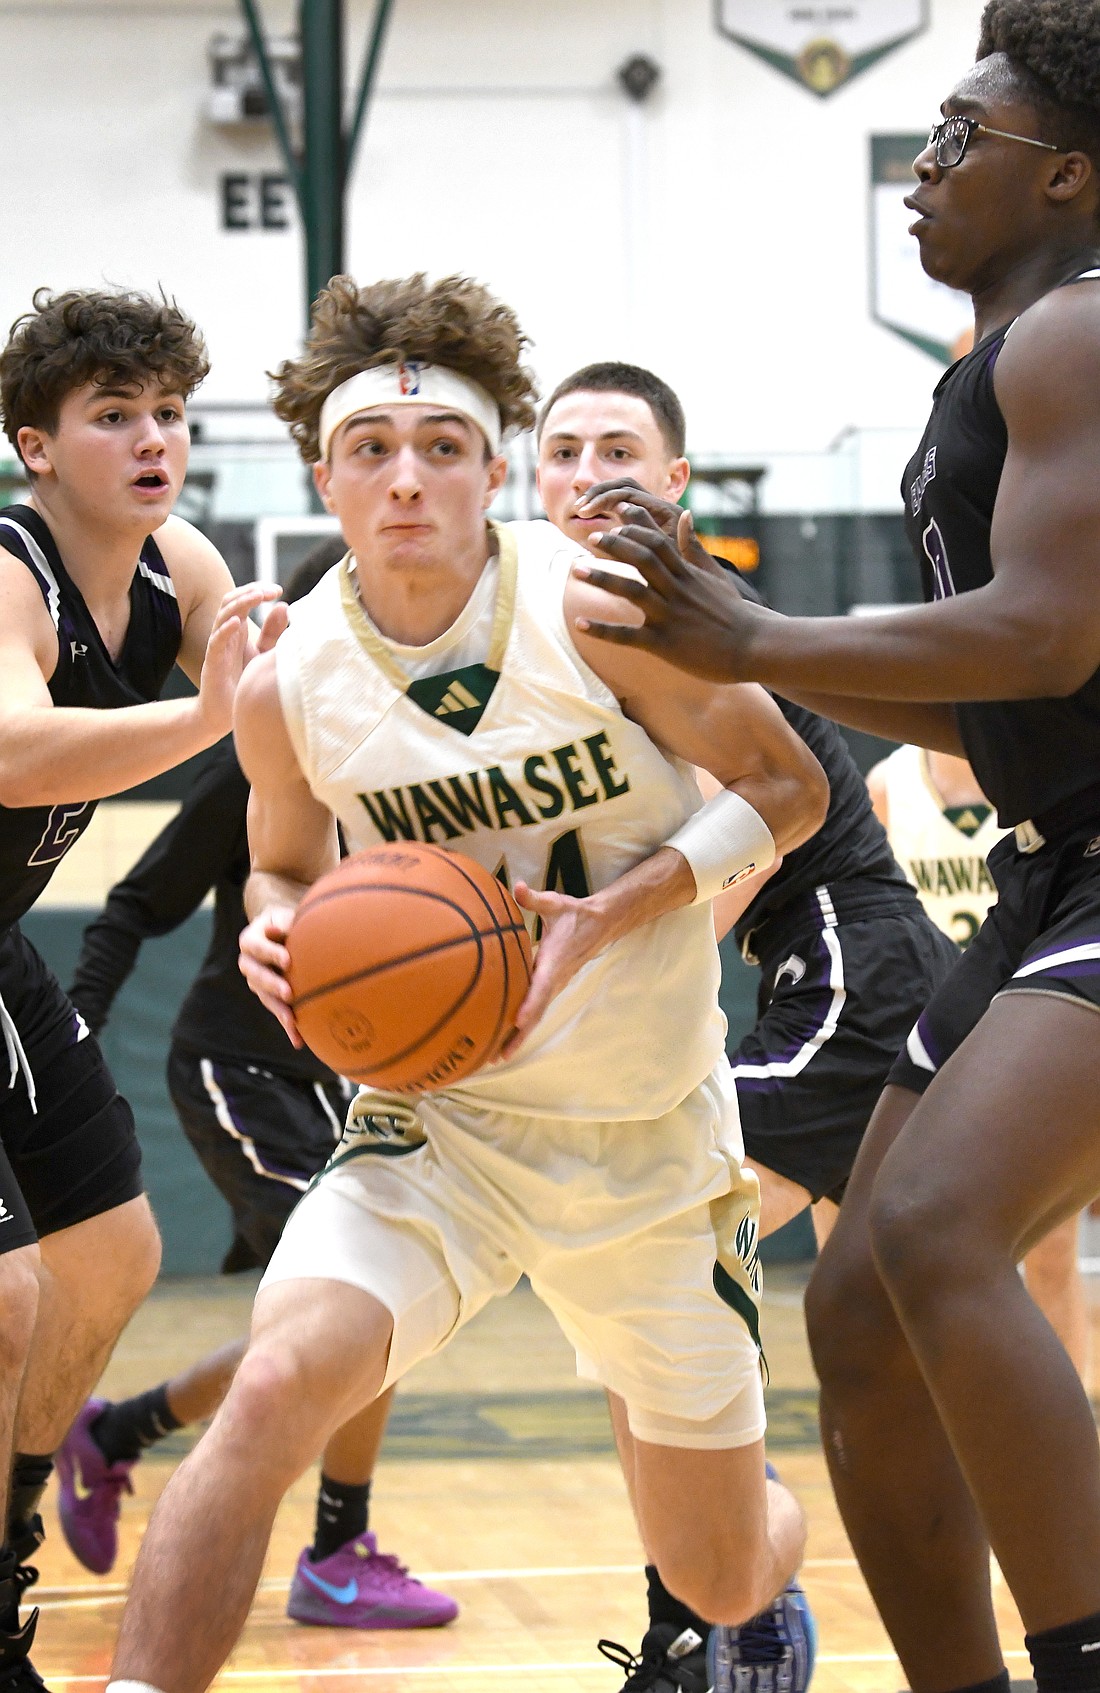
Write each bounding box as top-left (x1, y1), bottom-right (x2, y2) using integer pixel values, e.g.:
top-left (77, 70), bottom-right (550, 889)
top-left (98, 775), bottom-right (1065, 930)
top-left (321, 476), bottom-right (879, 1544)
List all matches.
top-left (927, 115), bottom-right (1062, 170)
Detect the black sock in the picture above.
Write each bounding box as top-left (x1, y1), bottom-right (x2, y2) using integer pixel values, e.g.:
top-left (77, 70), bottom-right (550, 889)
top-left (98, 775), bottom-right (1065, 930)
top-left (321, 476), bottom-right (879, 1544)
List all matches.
top-left (645, 1564), bottom-right (711, 1642)
top-left (1028, 1611), bottom-right (1100, 1693)
top-left (90, 1384), bottom-right (182, 1465)
top-left (6, 1454), bottom-right (54, 1565)
top-left (312, 1476), bottom-right (371, 1562)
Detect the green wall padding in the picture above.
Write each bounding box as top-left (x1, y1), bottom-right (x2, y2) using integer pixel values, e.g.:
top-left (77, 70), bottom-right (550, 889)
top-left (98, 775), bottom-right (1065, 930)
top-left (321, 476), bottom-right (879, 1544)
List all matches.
top-left (21, 908), bottom-right (234, 1276)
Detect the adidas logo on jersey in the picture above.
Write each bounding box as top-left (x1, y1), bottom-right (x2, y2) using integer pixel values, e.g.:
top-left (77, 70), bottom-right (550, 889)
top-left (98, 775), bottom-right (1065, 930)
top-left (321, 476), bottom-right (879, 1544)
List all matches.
top-left (435, 680), bottom-right (482, 717)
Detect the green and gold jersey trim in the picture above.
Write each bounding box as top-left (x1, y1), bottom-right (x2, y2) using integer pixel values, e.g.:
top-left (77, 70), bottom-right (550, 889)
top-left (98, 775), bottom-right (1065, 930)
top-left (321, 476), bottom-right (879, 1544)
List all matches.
top-left (918, 750), bottom-right (993, 839)
top-left (338, 522), bottom-right (518, 737)
top-left (943, 803), bottom-right (994, 838)
top-left (711, 1186), bottom-right (767, 1379)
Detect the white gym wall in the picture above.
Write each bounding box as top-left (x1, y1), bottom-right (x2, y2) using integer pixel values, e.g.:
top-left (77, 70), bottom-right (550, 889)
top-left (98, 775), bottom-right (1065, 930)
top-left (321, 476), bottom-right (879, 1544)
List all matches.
top-left (0, 0), bottom-right (984, 457)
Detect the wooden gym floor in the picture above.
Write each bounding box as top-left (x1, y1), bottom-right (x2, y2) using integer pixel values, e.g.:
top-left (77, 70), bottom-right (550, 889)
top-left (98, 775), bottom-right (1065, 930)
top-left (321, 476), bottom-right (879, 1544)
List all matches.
top-left (32, 1263), bottom-right (1076, 1693)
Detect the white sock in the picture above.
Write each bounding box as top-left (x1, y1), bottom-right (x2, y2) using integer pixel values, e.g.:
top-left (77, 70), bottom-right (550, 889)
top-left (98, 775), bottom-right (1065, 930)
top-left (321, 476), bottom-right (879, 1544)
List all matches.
top-left (106, 1682), bottom-right (168, 1693)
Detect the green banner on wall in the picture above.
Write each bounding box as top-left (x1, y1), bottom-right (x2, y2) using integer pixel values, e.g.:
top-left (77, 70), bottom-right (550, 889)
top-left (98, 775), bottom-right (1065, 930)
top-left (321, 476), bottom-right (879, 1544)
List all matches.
top-left (716, 0), bottom-right (929, 96)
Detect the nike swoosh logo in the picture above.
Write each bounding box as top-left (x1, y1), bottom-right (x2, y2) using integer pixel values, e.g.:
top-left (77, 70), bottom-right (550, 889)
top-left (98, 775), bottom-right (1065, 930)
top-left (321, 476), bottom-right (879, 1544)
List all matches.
top-left (300, 1566), bottom-right (359, 1605)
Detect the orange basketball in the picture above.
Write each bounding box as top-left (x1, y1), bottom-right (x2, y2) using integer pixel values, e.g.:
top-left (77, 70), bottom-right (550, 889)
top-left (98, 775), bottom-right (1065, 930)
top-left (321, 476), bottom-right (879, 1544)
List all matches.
top-left (286, 843), bottom-right (534, 1092)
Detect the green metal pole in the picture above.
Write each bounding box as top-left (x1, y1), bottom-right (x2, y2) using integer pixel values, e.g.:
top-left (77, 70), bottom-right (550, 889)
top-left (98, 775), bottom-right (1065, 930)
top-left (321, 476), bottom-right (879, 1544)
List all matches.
top-left (299, 0), bottom-right (345, 313)
top-left (347, 0), bottom-right (396, 164)
top-left (239, 0), bottom-right (303, 206)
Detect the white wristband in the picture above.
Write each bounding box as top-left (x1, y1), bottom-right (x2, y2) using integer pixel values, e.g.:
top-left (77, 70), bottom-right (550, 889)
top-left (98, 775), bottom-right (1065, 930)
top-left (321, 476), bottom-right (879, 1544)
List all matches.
top-left (666, 790), bottom-right (776, 906)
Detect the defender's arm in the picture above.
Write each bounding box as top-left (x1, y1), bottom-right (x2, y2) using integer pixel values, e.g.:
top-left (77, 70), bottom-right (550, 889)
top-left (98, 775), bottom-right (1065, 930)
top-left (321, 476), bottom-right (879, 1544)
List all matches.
top-left (573, 481), bottom-right (967, 750)
top-left (0, 542), bottom-right (275, 806)
top-left (573, 289), bottom-right (1100, 707)
top-left (566, 568), bottom-right (829, 866)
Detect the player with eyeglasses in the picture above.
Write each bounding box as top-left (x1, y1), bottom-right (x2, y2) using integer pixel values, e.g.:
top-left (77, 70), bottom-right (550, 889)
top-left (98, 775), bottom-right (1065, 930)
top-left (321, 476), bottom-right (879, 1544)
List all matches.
top-left (927, 112), bottom-right (1063, 170)
top-left (568, 1), bottom-right (1100, 1689)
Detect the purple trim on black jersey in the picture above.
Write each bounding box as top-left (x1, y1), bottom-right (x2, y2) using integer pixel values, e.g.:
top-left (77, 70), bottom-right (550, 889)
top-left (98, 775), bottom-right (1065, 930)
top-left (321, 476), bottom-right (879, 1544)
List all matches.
top-left (914, 1009), bottom-right (945, 1069)
top-left (0, 515), bottom-right (62, 626)
top-left (1032, 959), bottom-right (1100, 978)
top-left (1021, 936), bottom-right (1100, 968)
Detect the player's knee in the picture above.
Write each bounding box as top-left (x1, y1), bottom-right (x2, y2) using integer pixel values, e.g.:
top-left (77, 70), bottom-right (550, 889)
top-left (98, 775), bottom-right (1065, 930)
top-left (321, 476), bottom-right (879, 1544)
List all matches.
top-left (805, 1240), bottom-right (900, 1392)
top-left (52, 1197), bottom-right (162, 1320)
top-left (223, 1339), bottom-right (357, 1476)
top-left (98, 1199), bottom-right (162, 1314)
top-left (125, 1201), bottom-right (162, 1299)
top-left (220, 1347), bottom-right (313, 1462)
top-left (866, 1178), bottom-right (949, 1306)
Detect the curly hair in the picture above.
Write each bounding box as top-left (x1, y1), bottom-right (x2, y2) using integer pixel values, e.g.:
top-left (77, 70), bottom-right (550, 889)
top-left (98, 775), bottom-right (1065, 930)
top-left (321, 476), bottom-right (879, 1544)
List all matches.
top-left (271, 273), bottom-right (538, 463)
top-left (977, 0), bottom-right (1100, 167)
top-left (0, 287), bottom-right (209, 461)
top-left (538, 361), bottom-right (687, 457)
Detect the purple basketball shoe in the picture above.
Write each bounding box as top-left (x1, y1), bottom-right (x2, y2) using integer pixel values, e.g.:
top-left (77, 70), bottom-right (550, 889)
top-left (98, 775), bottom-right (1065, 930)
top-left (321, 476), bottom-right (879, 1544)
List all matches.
top-left (287, 1532), bottom-right (459, 1629)
top-left (54, 1398), bottom-right (136, 1575)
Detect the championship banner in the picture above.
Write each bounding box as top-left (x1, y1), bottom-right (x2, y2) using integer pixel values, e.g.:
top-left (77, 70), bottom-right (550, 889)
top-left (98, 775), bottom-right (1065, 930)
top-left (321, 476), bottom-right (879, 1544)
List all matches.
top-left (715, 1), bottom-right (929, 97)
top-left (870, 134), bottom-right (972, 363)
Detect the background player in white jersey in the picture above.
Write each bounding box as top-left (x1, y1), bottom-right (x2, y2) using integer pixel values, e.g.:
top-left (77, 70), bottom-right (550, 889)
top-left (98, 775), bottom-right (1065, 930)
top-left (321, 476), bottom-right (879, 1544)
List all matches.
top-left (105, 272), bottom-right (828, 1693)
top-left (0, 287), bottom-right (278, 1688)
top-left (867, 747), bottom-right (1004, 950)
top-left (867, 745), bottom-right (1089, 1380)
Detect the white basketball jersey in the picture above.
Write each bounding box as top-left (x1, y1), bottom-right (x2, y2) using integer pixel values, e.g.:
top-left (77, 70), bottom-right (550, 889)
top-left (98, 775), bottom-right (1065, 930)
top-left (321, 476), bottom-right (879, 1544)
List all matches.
top-left (881, 744), bottom-right (1006, 949)
top-left (276, 518), bottom-right (726, 1119)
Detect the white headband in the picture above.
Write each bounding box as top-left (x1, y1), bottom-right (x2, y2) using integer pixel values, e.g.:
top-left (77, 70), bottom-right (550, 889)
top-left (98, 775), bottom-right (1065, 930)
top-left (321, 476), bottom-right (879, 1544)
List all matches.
top-left (318, 362), bottom-right (503, 460)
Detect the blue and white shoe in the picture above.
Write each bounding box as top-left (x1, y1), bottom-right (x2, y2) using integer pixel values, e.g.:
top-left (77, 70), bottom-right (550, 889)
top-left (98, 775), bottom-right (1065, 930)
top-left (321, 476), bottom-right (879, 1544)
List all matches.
top-left (706, 1580), bottom-right (816, 1693)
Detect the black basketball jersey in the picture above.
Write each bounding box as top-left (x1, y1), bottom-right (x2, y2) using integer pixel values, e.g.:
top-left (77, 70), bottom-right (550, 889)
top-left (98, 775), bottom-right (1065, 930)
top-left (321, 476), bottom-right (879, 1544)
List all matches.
top-left (0, 504), bottom-right (182, 931)
top-left (733, 694), bottom-right (911, 950)
top-left (902, 267), bottom-right (1100, 827)
top-left (716, 564), bottom-right (913, 951)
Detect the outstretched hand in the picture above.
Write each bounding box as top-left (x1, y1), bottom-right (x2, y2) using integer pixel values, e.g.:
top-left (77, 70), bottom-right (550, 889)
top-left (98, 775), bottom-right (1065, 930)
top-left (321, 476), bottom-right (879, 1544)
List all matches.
top-left (576, 481), bottom-right (724, 575)
top-left (256, 600), bottom-right (290, 654)
top-left (572, 501), bottom-right (769, 683)
top-left (198, 583), bottom-right (284, 738)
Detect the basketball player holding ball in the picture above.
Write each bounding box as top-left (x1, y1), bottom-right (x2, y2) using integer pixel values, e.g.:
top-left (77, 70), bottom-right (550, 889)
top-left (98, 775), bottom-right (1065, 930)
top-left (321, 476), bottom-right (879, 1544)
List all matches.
top-left (57, 543), bottom-right (458, 1633)
top-left (105, 272), bottom-right (829, 1693)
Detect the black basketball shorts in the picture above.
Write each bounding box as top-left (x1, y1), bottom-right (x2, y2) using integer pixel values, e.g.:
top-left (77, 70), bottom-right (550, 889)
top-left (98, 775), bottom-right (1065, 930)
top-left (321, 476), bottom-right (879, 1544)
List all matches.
top-left (732, 887), bottom-right (960, 1205)
top-left (167, 1045), bottom-right (355, 1268)
top-left (889, 822), bottom-right (1100, 1096)
top-left (0, 925), bottom-right (144, 1255)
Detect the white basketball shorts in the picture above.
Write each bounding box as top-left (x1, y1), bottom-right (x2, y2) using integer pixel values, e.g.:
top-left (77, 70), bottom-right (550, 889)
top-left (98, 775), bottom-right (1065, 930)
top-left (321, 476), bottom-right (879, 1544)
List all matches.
top-left (261, 1055), bottom-right (766, 1448)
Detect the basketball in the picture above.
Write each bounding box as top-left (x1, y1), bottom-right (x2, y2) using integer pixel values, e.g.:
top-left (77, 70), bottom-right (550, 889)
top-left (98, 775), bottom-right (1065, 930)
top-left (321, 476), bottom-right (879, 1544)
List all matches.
top-left (285, 843), bottom-right (534, 1092)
